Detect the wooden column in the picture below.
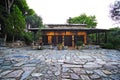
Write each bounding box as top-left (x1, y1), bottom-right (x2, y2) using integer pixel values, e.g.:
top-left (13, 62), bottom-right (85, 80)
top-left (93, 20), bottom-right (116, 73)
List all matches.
top-left (72, 35), bottom-right (74, 47)
top-left (33, 31), bottom-right (37, 46)
top-left (98, 33), bottom-right (100, 44)
top-left (84, 34), bottom-right (87, 44)
top-left (105, 32), bottom-right (107, 43)
top-left (96, 33), bottom-right (98, 44)
top-left (48, 36), bottom-right (52, 44)
top-left (62, 36), bottom-right (64, 46)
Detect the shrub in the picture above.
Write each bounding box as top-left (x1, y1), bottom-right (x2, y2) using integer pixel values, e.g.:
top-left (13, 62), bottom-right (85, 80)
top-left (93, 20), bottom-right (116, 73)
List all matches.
top-left (23, 32), bottom-right (33, 45)
top-left (57, 43), bottom-right (63, 50)
top-left (101, 27), bottom-right (120, 50)
top-left (76, 41), bottom-right (83, 46)
top-left (101, 43), bottom-right (114, 49)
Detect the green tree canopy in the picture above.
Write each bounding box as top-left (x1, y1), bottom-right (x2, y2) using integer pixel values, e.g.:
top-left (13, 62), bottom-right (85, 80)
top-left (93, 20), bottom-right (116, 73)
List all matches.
top-left (0, 0), bottom-right (43, 44)
top-left (67, 14), bottom-right (97, 28)
top-left (101, 27), bottom-right (120, 49)
top-left (14, 0), bottom-right (35, 16)
top-left (26, 14), bottom-right (43, 28)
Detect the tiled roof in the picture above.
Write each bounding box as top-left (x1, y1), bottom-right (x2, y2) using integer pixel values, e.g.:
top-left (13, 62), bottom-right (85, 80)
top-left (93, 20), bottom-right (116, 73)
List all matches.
top-left (46, 24), bottom-right (87, 26)
top-left (28, 24), bottom-right (109, 33)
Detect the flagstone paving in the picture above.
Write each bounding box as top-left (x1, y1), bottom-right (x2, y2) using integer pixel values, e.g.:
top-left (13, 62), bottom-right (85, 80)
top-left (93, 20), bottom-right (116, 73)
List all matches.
top-left (0, 47), bottom-right (120, 80)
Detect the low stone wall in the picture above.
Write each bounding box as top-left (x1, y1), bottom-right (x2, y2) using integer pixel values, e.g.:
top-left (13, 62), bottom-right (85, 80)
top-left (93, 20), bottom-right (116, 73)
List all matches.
top-left (7, 41), bottom-right (25, 48)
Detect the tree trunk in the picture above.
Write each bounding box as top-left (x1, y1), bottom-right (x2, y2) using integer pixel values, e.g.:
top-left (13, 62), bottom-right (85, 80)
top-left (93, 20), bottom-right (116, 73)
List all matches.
top-left (12, 35), bottom-right (14, 42)
top-left (3, 0), bottom-right (14, 45)
top-left (5, 0), bottom-right (8, 11)
top-left (4, 34), bottom-right (7, 46)
top-left (7, 0), bottom-right (14, 14)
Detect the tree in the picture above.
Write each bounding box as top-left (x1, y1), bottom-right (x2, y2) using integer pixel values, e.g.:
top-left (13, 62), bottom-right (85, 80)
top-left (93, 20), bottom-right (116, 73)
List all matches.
top-left (26, 14), bottom-right (44, 43)
top-left (10, 5), bottom-right (26, 41)
top-left (0, 0), bottom-right (14, 44)
top-left (101, 27), bottom-right (120, 49)
top-left (0, 0), bottom-right (43, 45)
top-left (26, 14), bottom-right (43, 28)
top-left (14, 0), bottom-right (35, 16)
top-left (110, 0), bottom-right (120, 22)
top-left (4, 5), bottom-right (26, 42)
top-left (3, 0), bottom-right (14, 14)
top-left (67, 14), bottom-right (97, 28)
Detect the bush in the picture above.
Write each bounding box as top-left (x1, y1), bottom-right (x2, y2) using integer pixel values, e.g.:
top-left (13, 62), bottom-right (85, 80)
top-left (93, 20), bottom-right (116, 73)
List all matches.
top-left (100, 43), bottom-right (114, 49)
top-left (76, 41), bottom-right (83, 46)
top-left (101, 27), bottom-right (120, 50)
top-left (23, 32), bottom-right (33, 45)
top-left (57, 43), bottom-right (63, 50)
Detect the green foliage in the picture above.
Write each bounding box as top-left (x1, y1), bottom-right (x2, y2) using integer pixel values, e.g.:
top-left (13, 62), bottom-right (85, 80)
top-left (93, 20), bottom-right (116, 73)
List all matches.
top-left (23, 32), bottom-right (33, 45)
top-left (36, 31), bottom-right (42, 40)
top-left (0, 0), bottom-right (43, 45)
top-left (57, 43), bottom-right (63, 50)
top-left (101, 27), bottom-right (120, 49)
top-left (6, 5), bottom-right (26, 38)
top-left (76, 41), bottom-right (83, 46)
top-left (26, 14), bottom-right (43, 28)
top-left (14, 0), bottom-right (28, 15)
top-left (100, 43), bottom-right (114, 49)
top-left (67, 14), bottom-right (97, 28)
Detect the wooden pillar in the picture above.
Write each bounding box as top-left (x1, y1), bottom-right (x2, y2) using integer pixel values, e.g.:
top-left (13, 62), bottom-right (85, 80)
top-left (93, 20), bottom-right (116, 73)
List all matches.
top-left (96, 33), bottom-right (98, 44)
top-left (56, 36), bottom-right (58, 44)
top-left (84, 34), bottom-right (87, 44)
top-left (98, 33), bottom-right (100, 44)
top-left (48, 36), bottom-right (52, 44)
top-left (105, 32), bottom-right (107, 43)
top-left (72, 35), bottom-right (74, 47)
top-left (86, 33), bottom-right (88, 44)
top-left (33, 31), bottom-right (37, 45)
top-left (62, 36), bottom-right (64, 46)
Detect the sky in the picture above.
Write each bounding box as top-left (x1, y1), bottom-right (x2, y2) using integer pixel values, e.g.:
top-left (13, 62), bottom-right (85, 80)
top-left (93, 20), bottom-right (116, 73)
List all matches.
top-left (26, 0), bottom-right (120, 29)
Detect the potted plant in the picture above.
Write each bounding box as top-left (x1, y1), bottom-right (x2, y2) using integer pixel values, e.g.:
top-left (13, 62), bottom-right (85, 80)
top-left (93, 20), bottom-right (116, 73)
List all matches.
top-left (75, 41), bottom-right (83, 49)
top-left (57, 43), bottom-right (63, 50)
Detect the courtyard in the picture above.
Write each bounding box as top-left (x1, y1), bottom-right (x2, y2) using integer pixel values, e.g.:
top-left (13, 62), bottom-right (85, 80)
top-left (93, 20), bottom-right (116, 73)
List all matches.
top-left (0, 46), bottom-right (120, 80)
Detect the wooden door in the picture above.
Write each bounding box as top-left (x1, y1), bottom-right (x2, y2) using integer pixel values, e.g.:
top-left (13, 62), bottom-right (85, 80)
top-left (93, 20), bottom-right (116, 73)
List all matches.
top-left (64, 35), bottom-right (72, 46)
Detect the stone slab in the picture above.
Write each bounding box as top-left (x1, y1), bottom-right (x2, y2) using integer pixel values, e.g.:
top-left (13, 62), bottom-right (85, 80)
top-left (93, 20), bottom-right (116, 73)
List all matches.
top-left (64, 61), bottom-right (86, 65)
top-left (1, 78), bottom-right (16, 80)
top-left (86, 70), bottom-right (94, 74)
top-left (102, 70), bottom-right (112, 75)
top-left (70, 73), bottom-right (80, 79)
top-left (62, 79), bottom-right (71, 80)
top-left (27, 59), bottom-right (41, 64)
top-left (71, 68), bottom-right (86, 74)
top-left (14, 62), bottom-right (25, 67)
top-left (5, 70), bottom-right (23, 78)
top-left (0, 70), bottom-right (13, 77)
top-left (23, 64), bottom-right (36, 67)
top-left (94, 70), bottom-right (107, 77)
top-left (1, 65), bottom-right (12, 69)
top-left (90, 74), bottom-right (100, 79)
top-left (95, 59), bottom-right (106, 65)
top-left (55, 71), bottom-right (60, 76)
top-left (2, 61), bottom-right (12, 66)
top-left (62, 64), bottom-right (82, 68)
top-left (20, 67), bottom-right (35, 80)
top-left (84, 62), bottom-right (102, 69)
top-left (31, 73), bottom-right (43, 77)
top-left (62, 67), bottom-right (69, 72)
top-left (80, 75), bottom-right (91, 80)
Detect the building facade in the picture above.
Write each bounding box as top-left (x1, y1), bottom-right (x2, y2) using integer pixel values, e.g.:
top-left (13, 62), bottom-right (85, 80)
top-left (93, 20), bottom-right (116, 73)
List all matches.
top-left (40, 24), bottom-right (108, 47)
top-left (29, 24), bottom-right (109, 47)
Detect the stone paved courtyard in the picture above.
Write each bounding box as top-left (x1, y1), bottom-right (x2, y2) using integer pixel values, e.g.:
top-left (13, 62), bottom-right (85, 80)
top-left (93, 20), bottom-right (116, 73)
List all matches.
top-left (0, 47), bottom-right (120, 80)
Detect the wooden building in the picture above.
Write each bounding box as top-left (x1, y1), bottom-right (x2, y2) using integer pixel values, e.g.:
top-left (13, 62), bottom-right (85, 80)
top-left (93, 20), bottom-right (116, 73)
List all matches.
top-left (29, 24), bottom-right (109, 47)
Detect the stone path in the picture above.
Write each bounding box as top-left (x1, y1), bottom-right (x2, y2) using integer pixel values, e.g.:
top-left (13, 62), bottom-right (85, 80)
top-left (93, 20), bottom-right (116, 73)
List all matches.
top-left (0, 47), bottom-right (120, 80)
